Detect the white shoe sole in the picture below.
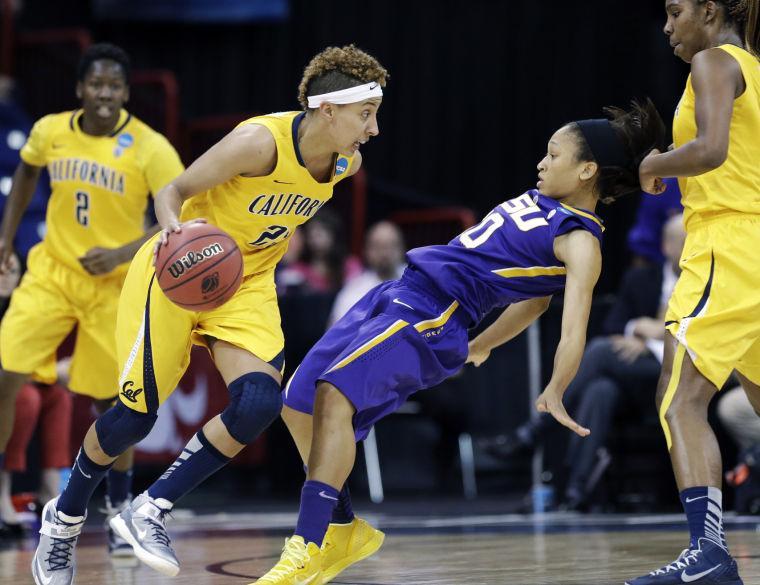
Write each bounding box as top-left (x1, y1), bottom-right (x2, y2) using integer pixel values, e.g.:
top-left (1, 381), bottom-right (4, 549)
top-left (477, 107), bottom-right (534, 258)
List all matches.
top-left (109, 515), bottom-right (179, 577)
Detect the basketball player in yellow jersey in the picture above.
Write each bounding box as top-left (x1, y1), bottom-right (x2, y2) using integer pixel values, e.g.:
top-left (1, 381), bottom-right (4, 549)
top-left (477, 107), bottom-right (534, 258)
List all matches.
top-left (31, 45), bottom-right (388, 585)
top-left (0, 43), bottom-right (183, 562)
top-left (628, 2), bottom-right (760, 584)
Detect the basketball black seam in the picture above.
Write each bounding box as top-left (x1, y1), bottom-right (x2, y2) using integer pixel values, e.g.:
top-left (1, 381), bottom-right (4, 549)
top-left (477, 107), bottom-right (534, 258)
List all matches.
top-left (176, 260), bottom-right (244, 308)
top-left (161, 247), bottom-right (242, 292)
top-left (157, 232), bottom-right (236, 275)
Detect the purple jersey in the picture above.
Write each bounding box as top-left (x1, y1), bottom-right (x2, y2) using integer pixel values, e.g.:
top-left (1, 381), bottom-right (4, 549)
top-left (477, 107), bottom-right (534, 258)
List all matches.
top-left (406, 190), bottom-right (604, 324)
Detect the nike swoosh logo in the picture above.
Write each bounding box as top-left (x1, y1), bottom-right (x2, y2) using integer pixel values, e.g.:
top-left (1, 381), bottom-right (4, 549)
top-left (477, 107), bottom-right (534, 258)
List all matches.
top-left (273, 179), bottom-right (295, 184)
top-left (681, 563), bottom-right (721, 582)
top-left (684, 495), bottom-right (708, 503)
top-left (36, 558), bottom-right (53, 585)
top-left (135, 522), bottom-right (148, 540)
top-left (318, 490), bottom-right (338, 501)
top-left (369, 83), bottom-right (378, 90)
top-left (75, 460), bottom-right (92, 479)
top-left (51, 143), bottom-right (64, 149)
top-left (295, 574), bottom-right (320, 585)
top-left (392, 298), bottom-right (414, 310)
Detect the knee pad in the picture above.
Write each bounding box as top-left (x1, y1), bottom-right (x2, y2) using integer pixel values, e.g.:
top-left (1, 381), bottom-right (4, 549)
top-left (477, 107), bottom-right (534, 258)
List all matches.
top-left (95, 401), bottom-right (157, 457)
top-left (221, 372), bottom-right (282, 444)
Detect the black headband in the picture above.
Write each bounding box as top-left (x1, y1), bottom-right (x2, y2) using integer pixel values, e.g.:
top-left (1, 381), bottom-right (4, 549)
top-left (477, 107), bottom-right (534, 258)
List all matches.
top-left (576, 119), bottom-right (630, 168)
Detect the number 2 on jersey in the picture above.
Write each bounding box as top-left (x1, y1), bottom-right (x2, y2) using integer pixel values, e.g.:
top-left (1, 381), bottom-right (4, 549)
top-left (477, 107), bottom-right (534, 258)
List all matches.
top-left (75, 191), bottom-right (89, 226)
top-left (460, 193), bottom-right (548, 249)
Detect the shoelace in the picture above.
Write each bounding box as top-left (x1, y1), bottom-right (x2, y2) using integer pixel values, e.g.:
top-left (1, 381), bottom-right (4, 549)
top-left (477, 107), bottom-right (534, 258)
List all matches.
top-left (649, 548), bottom-right (700, 575)
top-left (145, 509), bottom-right (173, 548)
top-left (46, 536), bottom-right (77, 571)
top-left (260, 538), bottom-right (310, 581)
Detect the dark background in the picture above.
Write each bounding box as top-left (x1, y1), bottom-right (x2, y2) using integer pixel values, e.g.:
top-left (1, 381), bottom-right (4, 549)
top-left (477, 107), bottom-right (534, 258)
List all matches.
top-left (15, 0), bottom-right (689, 294)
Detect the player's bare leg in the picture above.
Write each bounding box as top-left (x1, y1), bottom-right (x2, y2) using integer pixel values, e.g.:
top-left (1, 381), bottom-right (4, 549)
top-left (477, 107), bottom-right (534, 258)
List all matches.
top-left (307, 382), bottom-right (356, 487)
top-left (626, 335), bottom-right (741, 584)
top-left (655, 334), bottom-right (721, 491)
top-left (282, 405), bottom-right (313, 464)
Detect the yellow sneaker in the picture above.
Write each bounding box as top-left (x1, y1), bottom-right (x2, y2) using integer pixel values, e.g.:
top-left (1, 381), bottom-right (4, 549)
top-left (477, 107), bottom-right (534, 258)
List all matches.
top-left (250, 535), bottom-right (322, 585)
top-left (321, 517), bottom-right (385, 583)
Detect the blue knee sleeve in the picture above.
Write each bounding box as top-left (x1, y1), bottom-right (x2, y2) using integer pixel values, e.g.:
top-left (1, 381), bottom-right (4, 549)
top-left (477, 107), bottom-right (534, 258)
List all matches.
top-left (95, 401), bottom-right (157, 457)
top-left (220, 372), bottom-right (282, 444)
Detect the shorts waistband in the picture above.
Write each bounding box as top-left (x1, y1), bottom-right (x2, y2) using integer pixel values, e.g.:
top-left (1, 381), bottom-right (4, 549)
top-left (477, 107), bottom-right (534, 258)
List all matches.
top-left (401, 266), bottom-right (470, 328)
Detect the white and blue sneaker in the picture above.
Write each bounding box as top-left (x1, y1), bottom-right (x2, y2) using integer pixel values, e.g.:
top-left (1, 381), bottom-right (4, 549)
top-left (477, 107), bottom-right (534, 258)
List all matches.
top-left (108, 492), bottom-right (179, 576)
top-left (31, 498), bottom-right (86, 585)
top-left (625, 539), bottom-right (744, 584)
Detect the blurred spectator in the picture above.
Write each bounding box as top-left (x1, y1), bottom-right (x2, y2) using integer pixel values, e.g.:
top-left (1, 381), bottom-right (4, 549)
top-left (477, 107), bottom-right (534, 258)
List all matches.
top-left (627, 178), bottom-right (682, 266)
top-left (275, 226), bottom-right (306, 295)
top-left (0, 75), bottom-right (48, 264)
top-left (0, 380), bottom-right (72, 533)
top-left (718, 386), bottom-right (760, 451)
top-left (288, 208), bottom-right (361, 293)
top-left (481, 213), bottom-right (686, 510)
top-left (328, 220), bottom-right (406, 325)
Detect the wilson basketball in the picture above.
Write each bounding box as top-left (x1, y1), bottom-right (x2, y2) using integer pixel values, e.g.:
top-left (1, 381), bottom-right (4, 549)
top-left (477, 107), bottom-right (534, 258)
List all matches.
top-left (155, 223), bottom-right (243, 311)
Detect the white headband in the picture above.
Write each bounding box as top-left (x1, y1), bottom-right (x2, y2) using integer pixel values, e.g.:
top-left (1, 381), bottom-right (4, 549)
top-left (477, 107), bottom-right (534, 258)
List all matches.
top-left (307, 81), bottom-right (383, 108)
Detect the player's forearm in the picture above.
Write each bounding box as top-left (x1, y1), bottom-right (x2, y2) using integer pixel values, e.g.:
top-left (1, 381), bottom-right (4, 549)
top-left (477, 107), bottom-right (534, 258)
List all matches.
top-left (113, 224), bottom-right (162, 264)
top-left (544, 335), bottom-right (585, 396)
top-left (154, 183), bottom-right (185, 229)
top-left (642, 139), bottom-right (724, 179)
top-left (470, 297), bottom-right (549, 353)
top-left (0, 162), bottom-right (41, 243)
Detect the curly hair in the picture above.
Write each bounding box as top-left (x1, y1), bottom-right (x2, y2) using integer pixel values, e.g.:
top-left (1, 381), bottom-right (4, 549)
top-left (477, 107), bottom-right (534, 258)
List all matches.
top-left (566, 98), bottom-right (667, 203)
top-left (698, 0), bottom-right (760, 58)
top-left (298, 45), bottom-right (388, 110)
top-left (77, 43), bottom-right (131, 82)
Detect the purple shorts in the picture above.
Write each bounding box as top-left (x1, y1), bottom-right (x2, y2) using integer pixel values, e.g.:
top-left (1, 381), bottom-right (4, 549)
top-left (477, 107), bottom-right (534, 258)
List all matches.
top-left (282, 267), bottom-right (470, 441)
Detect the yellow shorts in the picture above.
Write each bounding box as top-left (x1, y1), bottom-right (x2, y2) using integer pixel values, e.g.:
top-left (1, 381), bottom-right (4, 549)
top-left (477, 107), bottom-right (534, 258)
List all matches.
top-left (0, 244), bottom-right (124, 399)
top-left (116, 237), bottom-right (284, 413)
top-left (665, 213), bottom-right (760, 388)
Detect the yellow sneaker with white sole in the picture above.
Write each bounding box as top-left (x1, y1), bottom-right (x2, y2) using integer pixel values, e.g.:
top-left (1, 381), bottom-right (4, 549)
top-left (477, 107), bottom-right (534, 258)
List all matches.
top-left (250, 535), bottom-right (322, 585)
top-left (321, 517), bottom-right (385, 583)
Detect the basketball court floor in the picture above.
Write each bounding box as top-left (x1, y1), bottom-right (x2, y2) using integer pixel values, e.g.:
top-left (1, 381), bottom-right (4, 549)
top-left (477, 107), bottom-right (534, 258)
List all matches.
top-left (5, 501), bottom-right (760, 584)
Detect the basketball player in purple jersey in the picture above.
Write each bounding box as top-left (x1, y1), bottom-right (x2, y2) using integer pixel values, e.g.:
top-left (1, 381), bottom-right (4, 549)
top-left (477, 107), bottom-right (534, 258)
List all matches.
top-left (251, 99), bottom-right (666, 585)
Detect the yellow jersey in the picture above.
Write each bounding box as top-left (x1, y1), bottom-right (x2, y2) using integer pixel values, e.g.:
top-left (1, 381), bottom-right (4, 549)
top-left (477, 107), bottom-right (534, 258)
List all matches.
top-left (180, 111), bottom-right (356, 276)
top-left (673, 44), bottom-right (760, 226)
top-left (20, 109), bottom-right (184, 277)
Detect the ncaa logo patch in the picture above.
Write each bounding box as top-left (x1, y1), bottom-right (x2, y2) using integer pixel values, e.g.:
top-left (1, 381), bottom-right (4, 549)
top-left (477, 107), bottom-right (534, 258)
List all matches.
top-left (335, 157), bottom-right (349, 176)
top-left (114, 133), bottom-right (134, 158)
top-left (118, 133), bottom-right (134, 148)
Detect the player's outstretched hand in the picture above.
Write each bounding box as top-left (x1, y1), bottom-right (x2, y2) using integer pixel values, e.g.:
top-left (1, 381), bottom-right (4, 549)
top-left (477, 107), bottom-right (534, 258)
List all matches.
top-left (79, 247), bottom-right (125, 275)
top-left (535, 389), bottom-right (590, 438)
top-left (466, 341), bottom-right (490, 367)
top-left (152, 218), bottom-right (207, 265)
top-left (638, 149), bottom-right (667, 195)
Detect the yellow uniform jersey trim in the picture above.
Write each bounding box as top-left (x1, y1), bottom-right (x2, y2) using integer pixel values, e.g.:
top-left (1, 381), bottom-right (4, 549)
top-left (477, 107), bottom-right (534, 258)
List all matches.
top-left (559, 203), bottom-right (605, 230)
top-left (673, 44), bottom-right (760, 224)
top-left (659, 343), bottom-right (687, 451)
top-left (492, 266), bottom-right (567, 278)
top-left (413, 301), bottom-right (460, 333)
top-left (326, 319), bottom-right (409, 374)
top-left (19, 109), bottom-right (183, 277)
